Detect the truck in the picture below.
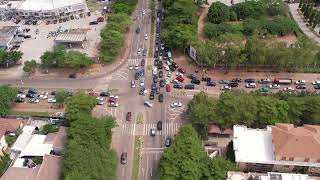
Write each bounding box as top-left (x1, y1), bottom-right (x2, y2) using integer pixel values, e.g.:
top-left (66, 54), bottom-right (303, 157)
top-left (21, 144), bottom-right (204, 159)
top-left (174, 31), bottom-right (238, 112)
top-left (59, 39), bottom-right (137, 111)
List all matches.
top-left (274, 78), bottom-right (292, 84)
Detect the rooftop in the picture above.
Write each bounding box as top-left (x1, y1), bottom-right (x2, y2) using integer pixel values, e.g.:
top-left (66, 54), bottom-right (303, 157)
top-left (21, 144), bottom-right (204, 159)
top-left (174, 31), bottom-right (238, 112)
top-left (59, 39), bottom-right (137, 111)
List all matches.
top-left (0, 26), bottom-right (20, 35)
top-left (18, 0), bottom-right (87, 11)
top-left (0, 118), bottom-right (24, 137)
top-left (227, 171), bottom-right (317, 180)
top-left (19, 134), bottom-right (53, 158)
top-left (54, 32), bottom-right (86, 43)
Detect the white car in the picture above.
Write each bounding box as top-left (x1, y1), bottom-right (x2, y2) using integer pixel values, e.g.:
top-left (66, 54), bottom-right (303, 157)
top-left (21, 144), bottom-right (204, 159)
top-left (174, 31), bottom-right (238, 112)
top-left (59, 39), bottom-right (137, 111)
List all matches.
top-left (144, 34), bottom-right (148, 40)
top-left (283, 87), bottom-right (295, 91)
top-left (170, 102), bottom-right (182, 108)
top-left (152, 67), bottom-right (158, 75)
top-left (245, 83), bottom-right (256, 88)
top-left (137, 48), bottom-right (141, 55)
top-left (38, 94), bottom-right (48, 100)
top-left (295, 80), bottom-right (306, 85)
top-left (134, 64), bottom-right (139, 70)
top-left (17, 94), bottom-right (26, 98)
top-left (269, 84), bottom-right (280, 89)
top-left (47, 98), bottom-right (56, 103)
top-left (42, 92), bottom-right (49, 95)
top-left (167, 71), bottom-right (172, 78)
top-left (108, 102), bottom-right (119, 107)
top-left (129, 65), bottom-right (133, 70)
top-left (165, 78), bottom-right (170, 84)
top-left (131, 80), bottom-right (136, 88)
top-left (176, 72), bottom-right (183, 77)
top-left (97, 101), bottom-right (104, 105)
top-left (109, 95), bottom-right (119, 99)
top-left (96, 97), bottom-right (104, 101)
top-left (142, 10), bottom-right (146, 15)
top-left (221, 85), bottom-right (231, 90)
top-left (144, 101), bottom-right (153, 107)
top-left (164, 64), bottom-right (169, 71)
top-left (140, 79), bottom-right (145, 86)
top-left (312, 80), bottom-right (320, 85)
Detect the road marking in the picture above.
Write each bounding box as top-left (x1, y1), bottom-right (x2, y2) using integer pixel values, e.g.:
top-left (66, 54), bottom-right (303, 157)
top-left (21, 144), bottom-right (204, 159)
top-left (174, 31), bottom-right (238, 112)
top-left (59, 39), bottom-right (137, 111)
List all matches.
top-left (122, 167), bottom-right (125, 176)
top-left (146, 155), bottom-right (149, 180)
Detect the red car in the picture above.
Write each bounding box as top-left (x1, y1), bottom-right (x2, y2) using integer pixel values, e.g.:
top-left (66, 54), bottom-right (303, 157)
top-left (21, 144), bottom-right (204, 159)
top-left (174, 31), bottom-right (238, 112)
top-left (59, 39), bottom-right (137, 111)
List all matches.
top-left (178, 68), bottom-right (186, 74)
top-left (166, 84), bottom-right (171, 92)
top-left (176, 75), bottom-right (184, 82)
top-left (97, 17), bottom-right (104, 22)
top-left (88, 92), bottom-right (98, 96)
top-left (108, 98), bottom-right (116, 103)
top-left (126, 112), bottom-right (132, 121)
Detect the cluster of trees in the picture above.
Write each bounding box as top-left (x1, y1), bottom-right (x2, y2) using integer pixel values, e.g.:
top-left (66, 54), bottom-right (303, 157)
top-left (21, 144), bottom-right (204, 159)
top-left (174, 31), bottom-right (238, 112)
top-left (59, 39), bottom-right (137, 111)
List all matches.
top-left (161, 0), bottom-right (199, 50)
top-left (40, 46), bottom-right (94, 69)
top-left (0, 50), bottom-right (23, 67)
top-left (188, 91), bottom-right (320, 138)
top-left (39, 124), bottom-right (59, 135)
top-left (0, 86), bottom-right (17, 117)
top-left (299, 0), bottom-right (320, 29)
top-left (23, 60), bottom-right (37, 73)
top-left (99, 0), bottom-right (136, 62)
top-left (62, 94), bottom-right (117, 180)
top-left (0, 153), bottom-right (11, 176)
top-left (158, 125), bottom-right (236, 179)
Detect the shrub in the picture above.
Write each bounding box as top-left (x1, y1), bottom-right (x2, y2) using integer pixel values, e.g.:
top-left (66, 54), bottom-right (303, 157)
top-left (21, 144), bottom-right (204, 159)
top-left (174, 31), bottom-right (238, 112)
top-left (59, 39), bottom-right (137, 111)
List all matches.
top-left (208, 2), bottom-right (231, 24)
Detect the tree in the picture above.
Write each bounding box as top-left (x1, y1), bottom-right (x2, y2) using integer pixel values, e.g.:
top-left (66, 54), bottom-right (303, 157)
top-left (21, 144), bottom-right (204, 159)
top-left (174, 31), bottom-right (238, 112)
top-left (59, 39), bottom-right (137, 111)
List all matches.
top-left (0, 86), bottom-right (17, 117)
top-left (100, 30), bottom-right (124, 62)
top-left (40, 46), bottom-right (66, 68)
top-left (299, 0), bottom-right (304, 9)
top-left (64, 51), bottom-right (94, 69)
top-left (202, 157), bottom-right (236, 179)
top-left (207, 2), bottom-right (231, 24)
top-left (23, 60), bottom-right (37, 73)
top-left (114, 3), bottom-right (131, 14)
top-left (55, 90), bottom-right (69, 105)
top-left (39, 124), bottom-right (59, 135)
top-left (243, 18), bottom-right (261, 36)
top-left (0, 50), bottom-right (23, 67)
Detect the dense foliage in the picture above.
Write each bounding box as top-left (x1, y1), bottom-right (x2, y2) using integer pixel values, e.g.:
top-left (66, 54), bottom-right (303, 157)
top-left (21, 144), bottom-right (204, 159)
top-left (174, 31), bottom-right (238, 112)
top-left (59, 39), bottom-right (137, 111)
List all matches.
top-left (204, 22), bottom-right (243, 39)
top-left (114, 0), bottom-right (138, 15)
top-left (0, 86), bottom-right (17, 117)
top-left (208, 2), bottom-right (233, 24)
top-left (188, 91), bottom-right (320, 137)
top-left (39, 124), bottom-right (59, 135)
top-left (0, 50), bottom-right (23, 67)
top-left (158, 125), bottom-right (236, 179)
top-left (62, 94), bottom-right (117, 180)
top-left (0, 153), bottom-right (11, 175)
top-left (23, 60), bottom-right (37, 73)
top-left (40, 46), bottom-right (94, 69)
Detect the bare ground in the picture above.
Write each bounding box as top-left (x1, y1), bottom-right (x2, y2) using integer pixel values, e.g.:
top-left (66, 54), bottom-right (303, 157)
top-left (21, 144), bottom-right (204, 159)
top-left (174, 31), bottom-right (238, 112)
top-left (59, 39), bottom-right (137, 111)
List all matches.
top-left (198, 7), bottom-right (209, 42)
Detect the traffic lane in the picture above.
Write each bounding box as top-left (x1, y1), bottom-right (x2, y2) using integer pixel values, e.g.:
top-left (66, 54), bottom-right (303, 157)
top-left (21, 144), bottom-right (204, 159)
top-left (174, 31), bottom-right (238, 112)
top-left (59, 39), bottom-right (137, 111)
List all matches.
top-left (140, 150), bottom-right (163, 180)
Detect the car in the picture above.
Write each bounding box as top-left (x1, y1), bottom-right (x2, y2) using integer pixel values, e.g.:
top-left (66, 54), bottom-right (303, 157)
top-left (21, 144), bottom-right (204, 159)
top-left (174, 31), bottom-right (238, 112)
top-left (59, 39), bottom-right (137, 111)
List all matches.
top-left (164, 64), bottom-right (170, 71)
top-left (221, 85), bottom-right (231, 90)
top-left (120, 153), bottom-right (127, 164)
top-left (142, 10), bottom-right (146, 15)
top-left (108, 102), bottom-right (119, 107)
top-left (108, 97), bottom-right (117, 103)
top-left (89, 21), bottom-right (98, 25)
top-left (135, 72), bottom-right (139, 80)
top-left (144, 101), bottom-right (153, 107)
top-left (134, 64), bottom-right (139, 70)
top-left (245, 83), bottom-right (256, 88)
top-left (140, 88), bottom-right (148, 95)
top-left (38, 94), bottom-right (48, 100)
top-left (173, 84), bottom-right (183, 89)
top-left (283, 87), bottom-right (295, 91)
top-left (269, 84), bottom-right (281, 89)
top-left (153, 67), bottom-right (158, 75)
top-left (97, 16), bottom-right (104, 22)
top-left (139, 69), bottom-right (145, 77)
top-left (140, 59), bottom-right (145, 66)
top-left (165, 137), bottom-right (172, 147)
top-left (29, 98), bottom-right (40, 104)
top-left (156, 87), bottom-right (160, 94)
top-left (312, 81), bottom-right (320, 85)
top-left (129, 65), bottom-right (133, 70)
top-left (158, 71), bottom-right (163, 78)
top-left (178, 68), bottom-right (186, 74)
top-left (231, 78), bottom-right (242, 83)
top-left (88, 91), bottom-right (99, 96)
top-left (167, 71), bottom-right (172, 78)
top-left (151, 83), bottom-right (157, 90)
top-left (184, 84), bottom-right (195, 89)
top-left (158, 61), bottom-right (163, 69)
top-left (160, 43), bottom-right (165, 50)
top-left (206, 80), bottom-right (216, 86)
top-left (244, 79), bottom-right (255, 83)
top-left (153, 75), bottom-right (158, 83)
top-left (159, 80), bottom-right (165, 87)
top-left (170, 102), bottom-right (182, 108)
top-left (165, 78), bottom-right (170, 85)
top-left (100, 92), bottom-right (110, 97)
top-left (191, 79), bottom-right (200, 85)
top-left (69, 73), bottom-right (77, 78)
top-left (109, 95), bottom-right (118, 99)
top-left (17, 94), bottom-right (26, 99)
top-left (140, 79), bottom-right (145, 86)
top-left (150, 90), bottom-right (155, 100)
top-left (165, 84), bottom-right (171, 92)
top-left (26, 93), bottom-right (36, 98)
top-left (144, 33), bottom-right (148, 40)
top-left (159, 94), bottom-right (164, 102)
top-left (16, 98), bottom-right (25, 103)
top-left (142, 49), bottom-right (147, 56)
top-left (187, 74), bottom-right (196, 79)
top-left (296, 85), bottom-right (307, 89)
top-left (136, 27), bottom-right (140, 34)
top-left (314, 85), bottom-right (320, 89)
top-left (176, 76), bottom-right (184, 82)
top-left (175, 72), bottom-right (184, 77)
top-left (97, 100), bottom-right (104, 105)
top-left (259, 79), bottom-right (271, 84)
top-left (150, 128), bottom-right (156, 136)
top-left (137, 48), bottom-right (141, 55)
top-left (229, 82), bottom-right (239, 87)
top-left (24, 35), bottom-right (31, 38)
top-left (47, 98), bottom-right (56, 103)
top-left (154, 60), bottom-right (159, 66)
top-left (219, 80), bottom-right (230, 84)
top-left (126, 112), bottom-right (132, 121)
top-left (157, 121), bottom-right (162, 130)
top-left (28, 88), bottom-right (38, 94)
top-left (295, 80), bottom-right (306, 85)
top-left (259, 87), bottom-right (269, 92)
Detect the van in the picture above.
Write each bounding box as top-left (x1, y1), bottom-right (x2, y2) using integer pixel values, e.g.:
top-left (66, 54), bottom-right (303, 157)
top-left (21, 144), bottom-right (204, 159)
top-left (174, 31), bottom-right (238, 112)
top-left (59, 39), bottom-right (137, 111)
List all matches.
top-left (184, 84), bottom-right (195, 89)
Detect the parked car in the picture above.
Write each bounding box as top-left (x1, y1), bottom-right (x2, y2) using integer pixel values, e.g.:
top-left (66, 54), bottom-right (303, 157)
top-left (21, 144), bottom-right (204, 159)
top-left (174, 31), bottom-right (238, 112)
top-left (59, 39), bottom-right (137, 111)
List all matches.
top-left (158, 71), bottom-right (163, 78)
top-left (191, 79), bottom-right (200, 85)
top-left (89, 21), bottom-right (98, 25)
top-left (269, 84), bottom-right (280, 89)
top-left (314, 85), bottom-right (320, 89)
top-left (120, 153), bottom-right (127, 164)
top-left (173, 84), bottom-right (183, 89)
top-left (231, 78), bottom-right (242, 83)
top-left (165, 84), bottom-right (171, 92)
top-left (283, 87), bottom-right (295, 91)
top-left (158, 94), bottom-right (164, 102)
top-left (151, 83), bottom-right (157, 90)
top-left (157, 121), bottom-right (162, 130)
top-left (47, 98), bottom-right (56, 103)
top-left (140, 59), bottom-right (145, 66)
top-left (153, 75), bottom-right (158, 83)
top-left (184, 84), bottom-right (195, 89)
top-left (312, 81), bottom-right (320, 85)
top-left (229, 82), bottom-right (239, 87)
top-left (100, 92), bottom-right (110, 97)
top-left (259, 87), bottom-right (269, 92)
top-left (221, 85), bottom-right (231, 90)
top-left (295, 80), bottom-right (306, 85)
top-left (244, 79), bottom-right (255, 83)
top-left (176, 76), bottom-right (184, 82)
top-left (108, 102), bottom-right (119, 107)
top-left (245, 83), bottom-right (256, 88)
top-left (170, 102), bottom-right (182, 108)
top-left (206, 80), bottom-right (216, 86)
top-left (159, 80), bottom-right (165, 87)
top-left (177, 68), bottom-right (186, 74)
top-left (150, 90), bottom-right (155, 100)
top-left (296, 85), bottom-right (307, 89)
top-left (165, 137), bottom-right (172, 147)
top-left (259, 79), bottom-right (271, 84)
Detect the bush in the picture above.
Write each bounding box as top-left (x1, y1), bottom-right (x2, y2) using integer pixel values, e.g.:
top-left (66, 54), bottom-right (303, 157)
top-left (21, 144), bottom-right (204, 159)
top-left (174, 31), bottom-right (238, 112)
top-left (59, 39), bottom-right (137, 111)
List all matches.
top-left (207, 2), bottom-right (231, 24)
top-left (264, 16), bottom-right (299, 36)
top-left (204, 23), bottom-right (242, 39)
top-left (23, 60), bottom-right (37, 73)
top-left (243, 18), bottom-right (261, 36)
top-left (0, 86), bottom-right (17, 117)
top-left (39, 124), bottom-right (59, 135)
top-left (0, 50), bottom-right (23, 67)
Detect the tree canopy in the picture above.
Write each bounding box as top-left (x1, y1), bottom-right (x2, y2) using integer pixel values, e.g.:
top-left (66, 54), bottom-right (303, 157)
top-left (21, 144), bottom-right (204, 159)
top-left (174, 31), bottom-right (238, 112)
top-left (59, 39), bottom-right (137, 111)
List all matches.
top-left (0, 86), bottom-right (17, 117)
top-left (0, 50), bottom-right (23, 67)
top-left (208, 2), bottom-right (233, 24)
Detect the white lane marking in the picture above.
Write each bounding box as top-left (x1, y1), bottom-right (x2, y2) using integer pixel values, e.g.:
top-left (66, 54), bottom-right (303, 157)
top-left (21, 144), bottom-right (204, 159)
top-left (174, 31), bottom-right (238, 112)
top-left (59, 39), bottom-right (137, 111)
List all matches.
top-left (145, 155), bottom-right (149, 180)
top-left (122, 167), bottom-right (125, 176)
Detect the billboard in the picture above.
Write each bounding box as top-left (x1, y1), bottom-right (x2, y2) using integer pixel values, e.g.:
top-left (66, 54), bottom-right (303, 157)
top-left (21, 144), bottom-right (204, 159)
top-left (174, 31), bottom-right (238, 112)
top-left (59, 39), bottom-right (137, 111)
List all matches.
top-left (189, 46), bottom-right (197, 61)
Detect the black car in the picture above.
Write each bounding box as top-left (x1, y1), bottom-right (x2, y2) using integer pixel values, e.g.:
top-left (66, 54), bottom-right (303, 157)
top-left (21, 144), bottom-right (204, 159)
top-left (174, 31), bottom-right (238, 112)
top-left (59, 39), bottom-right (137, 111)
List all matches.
top-left (232, 78), bottom-right (242, 83)
top-left (140, 59), bottom-right (145, 66)
top-left (201, 76), bottom-right (210, 82)
top-left (169, 65), bottom-right (177, 72)
top-left (296, 85), bottom-right (307, 89)
top-left (120, 153), bottom-right (127, 164)
top-left (89, 21), bottom-right (98, 25)
top-left (158, 61), bottom-right (163, 69)
top-left (165, 137), bottom-right (172, 147)
top-left (28, 88), bottom-right (37, 94)
top-left (229, 82), bottom-right (239, 87)
top-left (159, 80), bottom-right (165, 87)
top-left (315, 85), bottom-right (320, 89)
top-left (244, 79), bottom-right (255, 83)
top-left (206, 81), bottom-right (216, 86)
top-left (151, 83), bottom-right (157, 90)
top-left (136, 27), bottom-right (140, 34)
top-left (135, 72), bottom-right (140, 80)
top-left (158, 71), bottom-right (163, 78)
top-left (184, 84), bottom-right (195, 89)
top-left (150, 91), bottom-right (155, 100)
top-left (100, 92), bottom-right (110, 97)
top-left (15, 98), bottom-right (25, 103)
top-left (69, 73), bottom-right (77, 78)
top-left (24, 35), bottom-right (31, 38)
top-left (26, 93), bottom-right (35, 98)
top-left (187, 74), bottom-right (196, 79)
top-left (173, 84), bottom-right (183, 89)
top-left (18, 89), bottom-right (25, 94)
top-left (157, 121), bottom-right (162, 130)
top-left (159, 94), bottom-right (164, 102)
top-left (191, 79), bottom-right (200, 85)
top-left (153, 75), bottom-right (158, 83)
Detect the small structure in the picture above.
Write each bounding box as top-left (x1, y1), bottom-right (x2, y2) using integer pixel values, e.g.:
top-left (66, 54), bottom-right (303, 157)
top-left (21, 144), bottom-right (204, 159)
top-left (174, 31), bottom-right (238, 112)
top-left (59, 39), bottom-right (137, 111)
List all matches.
top-left (0, 26), bottom-right (21, 50)
top-left (0, 118), bottom-right (25, 155)
top-left (54, 32), bottom-right (86, 48)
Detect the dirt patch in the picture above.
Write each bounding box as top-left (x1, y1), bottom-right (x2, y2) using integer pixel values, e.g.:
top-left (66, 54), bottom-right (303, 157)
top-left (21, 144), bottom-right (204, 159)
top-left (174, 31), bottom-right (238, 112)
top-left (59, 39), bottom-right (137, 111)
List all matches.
top-left (11, 103), bottom-right (63, 113)
top-left (273, 33), bottom-right (298, 45)
top-left (198, 7), bottom-right (209, 42)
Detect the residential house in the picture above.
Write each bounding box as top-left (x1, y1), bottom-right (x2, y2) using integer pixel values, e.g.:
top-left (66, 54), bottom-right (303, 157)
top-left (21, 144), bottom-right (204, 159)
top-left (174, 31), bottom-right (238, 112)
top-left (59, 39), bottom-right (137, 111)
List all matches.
top-left (0, 118), bottom-right (25, 155)
top-left (227, 171), bottom-right (320, 180)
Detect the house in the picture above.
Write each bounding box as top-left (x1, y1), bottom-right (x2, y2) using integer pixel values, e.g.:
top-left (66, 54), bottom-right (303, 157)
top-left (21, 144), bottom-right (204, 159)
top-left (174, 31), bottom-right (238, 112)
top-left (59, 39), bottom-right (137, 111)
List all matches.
top-left (233, 124), bottom-right (320, 175)
top-left (226, 171), bottom-right (319, 180)
top-left (0, 26), bottom-right (21, 50)
top-left (0, 118), bottom-right (25, 155)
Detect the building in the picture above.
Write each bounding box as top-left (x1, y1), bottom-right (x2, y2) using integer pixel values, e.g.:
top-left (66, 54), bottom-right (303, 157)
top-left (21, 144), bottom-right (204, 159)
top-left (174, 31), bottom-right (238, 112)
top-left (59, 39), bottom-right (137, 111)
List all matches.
top-left (0, 118), bottom-right (25, 155)
top-left (0, 25), bottom-right (21, 50)
top-left (0, 1), bottom-right (22, 20)
top-left (227, 171), bottom-right (320, 180)
top-left (16, 0), bottom-right (89, 20)
top-left (54, 32), bottom-right (87, 48)
top-left (233, 124), bottom-right (320, 175)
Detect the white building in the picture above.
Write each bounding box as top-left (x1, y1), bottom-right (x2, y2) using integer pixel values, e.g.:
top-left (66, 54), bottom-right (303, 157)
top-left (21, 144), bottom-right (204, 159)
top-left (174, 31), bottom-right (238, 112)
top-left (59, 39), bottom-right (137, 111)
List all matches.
top-left (227, 171), bottom-right (318, 180)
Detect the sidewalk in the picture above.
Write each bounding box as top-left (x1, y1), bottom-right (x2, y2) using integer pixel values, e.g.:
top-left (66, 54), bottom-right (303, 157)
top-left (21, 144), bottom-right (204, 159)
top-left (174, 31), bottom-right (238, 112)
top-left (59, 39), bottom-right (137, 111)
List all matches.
top-left (289, 3), bottom-right (320, 43)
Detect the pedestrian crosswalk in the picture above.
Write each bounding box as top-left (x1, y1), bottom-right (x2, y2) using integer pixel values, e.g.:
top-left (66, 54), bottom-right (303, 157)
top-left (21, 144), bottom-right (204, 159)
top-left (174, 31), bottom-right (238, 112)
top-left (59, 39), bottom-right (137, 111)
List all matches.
top-left (120, 122), bottom-right (182, 136)
top-left (127, 58), bottom-right (142, 66)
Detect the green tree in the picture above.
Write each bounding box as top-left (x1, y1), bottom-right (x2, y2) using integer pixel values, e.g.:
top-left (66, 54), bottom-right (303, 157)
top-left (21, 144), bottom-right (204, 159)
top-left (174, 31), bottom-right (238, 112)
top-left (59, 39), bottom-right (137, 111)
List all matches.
top-left (243, 18), bottom-right (261, 36)
top-left (55, 90), bottom-right (69, 105)
top-left (0, 86), bottom-right (17, 117)
top-left (40, 46), bottom-right (66, 68)
top-left (100, 30), bottom-right (124, 62)
top-left (114, 3), bottom-right (131, 14)
top-left (39, 124), bottom-right (59, 135)
top-left (202, 157), bottom-right (236, 179)
top-left (64, 51), bottom-right (94, 69)
top-left (207, 2), bottom-right (231, 24)
top-left (23, 60), bottom-right (37, 73)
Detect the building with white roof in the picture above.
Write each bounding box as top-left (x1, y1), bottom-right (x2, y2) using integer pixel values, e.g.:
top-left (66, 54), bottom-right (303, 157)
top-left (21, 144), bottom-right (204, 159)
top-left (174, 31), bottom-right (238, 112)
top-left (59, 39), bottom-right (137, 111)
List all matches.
top-left (227, 171), bottom-right (319, 180)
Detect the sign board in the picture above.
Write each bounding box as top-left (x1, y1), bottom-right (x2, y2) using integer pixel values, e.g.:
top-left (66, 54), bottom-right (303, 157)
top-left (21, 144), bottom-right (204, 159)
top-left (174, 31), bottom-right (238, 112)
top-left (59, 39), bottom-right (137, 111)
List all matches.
top-left (189, 46), bottom-right (197, 61)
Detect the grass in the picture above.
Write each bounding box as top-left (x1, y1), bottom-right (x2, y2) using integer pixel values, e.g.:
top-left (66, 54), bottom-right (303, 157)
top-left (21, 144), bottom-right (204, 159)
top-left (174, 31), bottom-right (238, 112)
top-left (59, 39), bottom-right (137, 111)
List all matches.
top-left (136, 112), bottom-right (144, 124)
top-left (86, 0), bottom-right (102, 11)
top-left (132, 136), bottom-right (142, 180)
top-left (8, 110), bottom-right (50, 117)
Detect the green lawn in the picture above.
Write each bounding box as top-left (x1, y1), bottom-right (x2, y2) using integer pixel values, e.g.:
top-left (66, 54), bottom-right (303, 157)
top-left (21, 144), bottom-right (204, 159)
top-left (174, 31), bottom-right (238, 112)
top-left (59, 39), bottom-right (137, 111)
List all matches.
top-left (8, 110), bottom-right (50, 117)
top-left (132, 137), bottom-right (142, 180)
